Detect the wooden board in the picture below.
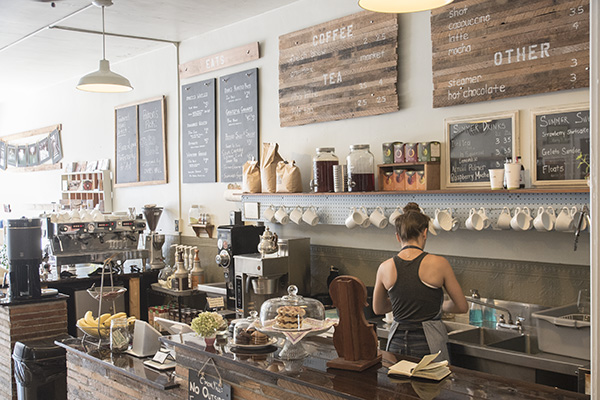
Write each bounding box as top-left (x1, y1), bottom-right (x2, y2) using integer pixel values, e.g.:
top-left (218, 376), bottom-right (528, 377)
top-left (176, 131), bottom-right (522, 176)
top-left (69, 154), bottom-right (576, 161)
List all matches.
top-left (431, 0), bottom-right (589, 108)
top-left (115, 96), bottom-right (167, 187)
top-left (219, 68), bottom-right (259, 183)
top-left (279, 11), bottom-right (398, 127)
top-left (445, 111), bottom-right (519, 188)
top-left (531, 103), bottom-right (589, 186)
top-left (181, 79), bottom-right (217, 183)
top-left (179, 42), bottom-right (260, 79)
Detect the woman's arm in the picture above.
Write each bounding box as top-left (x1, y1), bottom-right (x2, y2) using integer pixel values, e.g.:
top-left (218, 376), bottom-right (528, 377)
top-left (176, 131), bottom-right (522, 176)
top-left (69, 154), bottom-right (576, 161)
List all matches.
top-left (372, 259), bottom-right (394, 315)
top-left (441, 260), bottom-right (468, 313)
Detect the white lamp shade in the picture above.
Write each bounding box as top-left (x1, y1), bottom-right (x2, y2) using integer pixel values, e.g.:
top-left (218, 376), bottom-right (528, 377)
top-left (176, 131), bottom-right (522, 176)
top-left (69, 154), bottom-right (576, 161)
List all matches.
top-left (77, 59), bottom-right (133, 93)
top-left (358, 0), bottom-right (454, 13)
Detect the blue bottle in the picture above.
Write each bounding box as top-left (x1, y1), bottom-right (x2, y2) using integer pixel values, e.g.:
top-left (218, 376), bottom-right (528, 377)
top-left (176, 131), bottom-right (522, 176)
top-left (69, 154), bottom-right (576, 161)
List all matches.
top-left (469, 289), bottom-right (483, 327)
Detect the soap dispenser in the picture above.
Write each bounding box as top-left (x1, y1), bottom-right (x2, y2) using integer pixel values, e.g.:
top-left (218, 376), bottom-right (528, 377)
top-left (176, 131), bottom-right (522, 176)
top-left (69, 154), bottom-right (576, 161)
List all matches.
top-left (469, 289), bottom-right (483, 327)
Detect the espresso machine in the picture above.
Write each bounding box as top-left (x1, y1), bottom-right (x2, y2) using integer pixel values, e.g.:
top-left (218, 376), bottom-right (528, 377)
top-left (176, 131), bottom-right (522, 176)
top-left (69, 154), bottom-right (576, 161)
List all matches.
top-left (6, 218), bottom-right (42, 300)
top-left (142, 205), bottom-right (165, 269)
top-left (215, 224), bottom-right (264, 310)
top-left (233, 237), bottom-right (310, 317)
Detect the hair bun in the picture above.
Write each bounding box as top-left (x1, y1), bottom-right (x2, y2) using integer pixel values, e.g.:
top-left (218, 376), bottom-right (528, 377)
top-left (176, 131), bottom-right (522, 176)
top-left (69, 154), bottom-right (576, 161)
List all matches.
top-left (403, 202), bottom-right (421, 213)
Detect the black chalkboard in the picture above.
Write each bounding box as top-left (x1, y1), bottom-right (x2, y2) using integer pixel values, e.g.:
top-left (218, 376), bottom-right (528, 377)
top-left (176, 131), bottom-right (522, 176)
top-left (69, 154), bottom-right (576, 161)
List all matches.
top-left (115, 105), bottom-right (138, 185)
top-left (182, 79), bottom-right (216, 183)
top-left (138, 99), bottom-right (166, 183)
top-left (189, 370), bottom-right (231, 400)
top-left (445, 112), bottom-right (518, 187)
top-left (219, 68), bottom-right (259, 182)
top-left (532, 105), bottom-right (590, 185)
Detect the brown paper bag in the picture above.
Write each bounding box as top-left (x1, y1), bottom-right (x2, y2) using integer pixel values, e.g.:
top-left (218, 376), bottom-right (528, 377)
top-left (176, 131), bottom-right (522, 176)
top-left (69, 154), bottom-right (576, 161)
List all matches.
top-left (242, 160), bottom-right (261, 193)
top-left (276, 160), bottom-right (303, 193)
top-left (261, 143), bottom-right (283, 193)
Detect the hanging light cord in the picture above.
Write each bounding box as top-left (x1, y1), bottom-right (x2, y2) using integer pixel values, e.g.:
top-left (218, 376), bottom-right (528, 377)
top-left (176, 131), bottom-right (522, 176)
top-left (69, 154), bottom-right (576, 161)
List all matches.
top-left (101, 6), bottom-right (106, 60)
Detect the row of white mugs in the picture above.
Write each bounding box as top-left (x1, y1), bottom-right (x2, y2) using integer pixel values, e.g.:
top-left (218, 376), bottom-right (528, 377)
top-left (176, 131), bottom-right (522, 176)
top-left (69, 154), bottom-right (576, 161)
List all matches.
top-left (263, 204), bottom-right (587, 232)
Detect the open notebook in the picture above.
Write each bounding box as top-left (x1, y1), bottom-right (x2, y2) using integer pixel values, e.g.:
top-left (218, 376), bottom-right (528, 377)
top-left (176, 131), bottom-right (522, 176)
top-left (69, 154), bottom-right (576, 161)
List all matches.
top-left (387, 351), bottom-right (451, 381)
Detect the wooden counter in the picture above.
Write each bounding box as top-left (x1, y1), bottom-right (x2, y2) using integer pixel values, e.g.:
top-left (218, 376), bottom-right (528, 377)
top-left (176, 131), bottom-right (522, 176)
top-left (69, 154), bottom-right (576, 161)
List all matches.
top-left (162, 333), bottom-right (590, 400)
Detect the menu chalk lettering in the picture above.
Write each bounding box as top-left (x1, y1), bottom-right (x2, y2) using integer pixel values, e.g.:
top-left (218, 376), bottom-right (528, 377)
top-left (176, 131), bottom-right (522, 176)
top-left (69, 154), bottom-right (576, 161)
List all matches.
top-left (138, 99), bottom-right (166, 183)
top-left (219, 68), bottom-right (259, 183)
top-left (115, 105), bottom-right (138, 185)
top-left (182, 79), bottom-right (217, 183)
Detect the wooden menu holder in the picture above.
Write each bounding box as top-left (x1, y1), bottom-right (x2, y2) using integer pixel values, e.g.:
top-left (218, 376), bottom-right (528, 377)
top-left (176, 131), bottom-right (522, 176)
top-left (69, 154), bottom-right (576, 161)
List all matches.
top-left (326, 275), bottom-right (382, 371)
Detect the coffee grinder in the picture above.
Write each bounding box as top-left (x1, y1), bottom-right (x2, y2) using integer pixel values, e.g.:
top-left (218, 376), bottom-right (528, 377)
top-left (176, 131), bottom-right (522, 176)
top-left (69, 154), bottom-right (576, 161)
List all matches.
top-left (6, 218), bottom-right (42, 299)
top-left (142, 205), bottom-right (165, 269)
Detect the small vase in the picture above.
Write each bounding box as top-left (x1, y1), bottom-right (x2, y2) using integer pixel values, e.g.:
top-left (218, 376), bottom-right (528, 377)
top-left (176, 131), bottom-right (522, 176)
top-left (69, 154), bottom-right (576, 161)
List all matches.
top-left (203, 335), bottom-right (216, 348)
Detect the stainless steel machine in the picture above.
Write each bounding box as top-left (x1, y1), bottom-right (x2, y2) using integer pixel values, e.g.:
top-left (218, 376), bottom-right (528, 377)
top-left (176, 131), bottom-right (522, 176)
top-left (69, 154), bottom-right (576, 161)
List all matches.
top-left (142, 205), bottom-right (165, 269)
top-left (6, 218), bottom-right (43, 299)
top-left (233, 237), bottom-right (310, 317)
top-left (43, 215), bottom-right (148, 267)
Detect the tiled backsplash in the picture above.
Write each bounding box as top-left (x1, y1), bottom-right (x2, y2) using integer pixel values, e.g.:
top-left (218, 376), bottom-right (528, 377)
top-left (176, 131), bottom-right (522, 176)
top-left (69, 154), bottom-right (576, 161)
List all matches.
top-left (166, 235), bottom-right (589, 308)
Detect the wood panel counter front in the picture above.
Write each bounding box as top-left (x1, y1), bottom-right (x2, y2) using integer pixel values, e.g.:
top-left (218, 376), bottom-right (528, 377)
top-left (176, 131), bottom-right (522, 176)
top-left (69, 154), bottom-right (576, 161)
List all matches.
top-left (162, 333), bottom-right (589, 400)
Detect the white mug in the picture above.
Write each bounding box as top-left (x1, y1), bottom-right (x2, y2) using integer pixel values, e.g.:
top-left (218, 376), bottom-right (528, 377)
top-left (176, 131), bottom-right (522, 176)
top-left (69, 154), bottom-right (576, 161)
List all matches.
top-left (511, 207), bottom-right (532, 231)
top-left (451, 217), bottom-right (460, 231)
top-left (360, 206), bottom-right (371, 228)
top-left (496, 207), bottom-right (512, 230)
top-left (555, 206), bottom-right (574, 232)
top-left (428, 219), bottom-right (438, 236)
top-left (302, 206), bottom-right (319, 226)
top-left (533, 206), bottom-right (554, 232)
top-left (465, 208), bottom-right (484, 231)
top-left (571, 207), bottom-right (588, 232)
top-left (369, 206), bottom-right (388, 229)
top-left (433, 209), bottom-right (453, 232)
top-left (345, 207), bottom-right (364, 229)
top-left (275, 206), bottom-right (289, 225)
top-left (489, 169), bottom-right (504, 190)
top-left (263, 205), bottom-right (276, 222)
top-left (389, 207), bottom-right (402, 225)
top-left (289, 206), bottom-right (303, 225)
top-left (478, 208), bottom-right (491, 230)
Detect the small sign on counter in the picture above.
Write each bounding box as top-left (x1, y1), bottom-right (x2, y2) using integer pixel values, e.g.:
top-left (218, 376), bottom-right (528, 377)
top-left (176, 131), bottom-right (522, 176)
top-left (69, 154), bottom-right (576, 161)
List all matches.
top-left (189, 369), bottom-right (231, 400)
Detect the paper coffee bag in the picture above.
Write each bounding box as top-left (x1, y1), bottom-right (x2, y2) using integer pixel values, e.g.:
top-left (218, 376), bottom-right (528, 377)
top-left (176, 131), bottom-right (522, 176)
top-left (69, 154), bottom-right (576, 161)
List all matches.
top-left (276, 160), bottom-right (302, 193)
top-left (261, 143), bottom-right (283, 193)
top-left (242, 160), bottom-right (261, 193)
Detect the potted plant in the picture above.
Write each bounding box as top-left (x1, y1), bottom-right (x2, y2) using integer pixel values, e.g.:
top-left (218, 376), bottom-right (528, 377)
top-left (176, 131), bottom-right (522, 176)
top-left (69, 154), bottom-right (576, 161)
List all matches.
top-left (191, 311), bottom-right (225, 347)
top-left (576, 153), bottom-right (590, 186)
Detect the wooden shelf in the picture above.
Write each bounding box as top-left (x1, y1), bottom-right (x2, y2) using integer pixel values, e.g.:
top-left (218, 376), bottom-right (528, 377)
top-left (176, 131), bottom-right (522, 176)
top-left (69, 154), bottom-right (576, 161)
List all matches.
top-left (190, 223), bottom-right (214, 238)
top-left (241, 187), bottom-right (589, 196)
top-left (60, 170), bottom-right (112, 212)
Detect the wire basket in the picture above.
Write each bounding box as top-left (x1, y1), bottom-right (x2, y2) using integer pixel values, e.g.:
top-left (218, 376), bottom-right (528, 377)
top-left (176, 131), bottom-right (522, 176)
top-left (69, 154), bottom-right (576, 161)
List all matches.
top-left (76, 321), bottom-right (110, 339)
top-left (87, 286), bottom-right (127, 302)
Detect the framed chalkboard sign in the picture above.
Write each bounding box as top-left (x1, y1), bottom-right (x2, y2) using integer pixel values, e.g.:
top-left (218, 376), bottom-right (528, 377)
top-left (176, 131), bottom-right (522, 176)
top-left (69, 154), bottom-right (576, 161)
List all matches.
top-left (445, 111), bottom-right (519, 188)
top-left (219, 68), bottom-right (259, 183)
top-left (115, 96), bottom-right (167, 187)
top-left (531, 103), bottom-right (589, 186)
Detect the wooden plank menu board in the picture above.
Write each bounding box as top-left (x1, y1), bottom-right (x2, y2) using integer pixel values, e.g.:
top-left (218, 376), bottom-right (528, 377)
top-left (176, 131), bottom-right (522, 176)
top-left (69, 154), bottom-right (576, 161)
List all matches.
top-left (431, 0), bottom-right (589, 108)
top-left (182, 79), bottom-right (216, 183)
top-left (278, 11), bottom-right (399, 127)
top-left (531, 104), bottom-right (589, 186)
top-left (115, 96), bottom-right (167, 187)
top-left (219, 68), bottom-right (259, 183)
top-left (445, 111), bottom-right (518, 188)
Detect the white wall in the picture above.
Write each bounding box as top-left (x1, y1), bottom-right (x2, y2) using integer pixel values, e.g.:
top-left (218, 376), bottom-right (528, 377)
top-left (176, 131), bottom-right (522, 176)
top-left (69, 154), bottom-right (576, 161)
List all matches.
top-left (0, 0), bottom-right (590, 266)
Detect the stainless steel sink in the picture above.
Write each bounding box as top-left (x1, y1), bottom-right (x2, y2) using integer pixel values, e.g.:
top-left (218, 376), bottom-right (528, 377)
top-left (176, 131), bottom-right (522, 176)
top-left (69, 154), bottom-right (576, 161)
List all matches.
top-left (488, 334), bottom-right (540, 355)
top-left (448, 326), bottom-right (523, 346)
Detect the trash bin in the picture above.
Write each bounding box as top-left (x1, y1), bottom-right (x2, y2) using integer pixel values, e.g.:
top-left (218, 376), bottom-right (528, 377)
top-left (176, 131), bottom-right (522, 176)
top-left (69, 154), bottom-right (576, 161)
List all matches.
top-left (12, 335), bottom-right (69, 400)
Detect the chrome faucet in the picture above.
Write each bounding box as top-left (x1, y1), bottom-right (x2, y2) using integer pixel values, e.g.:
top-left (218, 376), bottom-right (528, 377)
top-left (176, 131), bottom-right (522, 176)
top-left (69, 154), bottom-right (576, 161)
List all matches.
top-left (466, 297), bottom-right (524, 332)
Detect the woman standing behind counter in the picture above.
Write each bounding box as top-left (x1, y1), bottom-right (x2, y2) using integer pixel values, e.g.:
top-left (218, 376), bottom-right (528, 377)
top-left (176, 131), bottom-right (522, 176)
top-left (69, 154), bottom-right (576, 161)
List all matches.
top-left (373, 202), bottom-right (468, 362)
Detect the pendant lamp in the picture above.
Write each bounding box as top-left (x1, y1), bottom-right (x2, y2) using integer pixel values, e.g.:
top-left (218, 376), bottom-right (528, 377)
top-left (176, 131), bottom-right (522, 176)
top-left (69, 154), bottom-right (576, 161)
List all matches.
top-left (76, 3), bottom-right (132, 92)
top-left (358, 0), bottom-right (454, 13)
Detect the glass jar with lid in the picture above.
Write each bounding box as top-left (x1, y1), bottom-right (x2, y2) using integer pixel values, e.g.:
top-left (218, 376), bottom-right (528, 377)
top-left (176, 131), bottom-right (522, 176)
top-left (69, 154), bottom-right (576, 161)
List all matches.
top-left (311, 147), bottom-right (339, 193)
top-left (346, 144), bottom-right (375, 192)
top-left (232, 311), bottom-right (271, 346)
top-left (259, 285), bottom-right (325, 331)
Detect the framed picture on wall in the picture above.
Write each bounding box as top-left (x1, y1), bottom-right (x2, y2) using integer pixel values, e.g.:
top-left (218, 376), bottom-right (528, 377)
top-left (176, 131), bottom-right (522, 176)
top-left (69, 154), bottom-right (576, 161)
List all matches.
top-left (17, 145), bottom-right (27, 167)
top-left (49, 129), bottom-right (62, 164)
top-left (530, 103), bottom-right (590, 187)
top-left (27, 143), bottom-right (39, 166)
top-left (7, 145), bottom-right (16, 167)
top-left (38, 137), bottom-right (51, 164)
top-left (0, 141), bottom-right (6, 170)
top-left (444, 111), bottom-right (519, 188)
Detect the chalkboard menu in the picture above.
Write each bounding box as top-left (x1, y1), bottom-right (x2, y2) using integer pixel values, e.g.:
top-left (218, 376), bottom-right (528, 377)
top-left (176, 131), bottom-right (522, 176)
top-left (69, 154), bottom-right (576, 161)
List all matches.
top-left (115, 96), bottom-right (167, 187)
top-left (279, 11), bottom-right (399, 127)
top-left (445, 111), bottom-right (518, 188)
top-left (139, 99), bottom-right (166, 183)
top-left (532, 104), bottom-right (589, 186)
top-left (431, 0), bottom-right (589, 108)
top-left (219, 68), bottom-right (259, 183)
top-left (115, 105), bottom-right (138, 185)
top-left (182, 79), bottom-right (216, 183)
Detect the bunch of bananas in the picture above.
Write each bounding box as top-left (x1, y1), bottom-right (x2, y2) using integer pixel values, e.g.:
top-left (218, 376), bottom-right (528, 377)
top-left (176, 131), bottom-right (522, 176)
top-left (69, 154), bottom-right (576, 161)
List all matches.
top-left (77, 311), bottom-right (136, 338)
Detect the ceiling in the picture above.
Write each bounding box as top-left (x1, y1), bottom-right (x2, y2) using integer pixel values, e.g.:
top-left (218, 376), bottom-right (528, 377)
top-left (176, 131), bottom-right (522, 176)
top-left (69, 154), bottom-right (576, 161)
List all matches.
top-left (0, 0), bottom-right (299, 103)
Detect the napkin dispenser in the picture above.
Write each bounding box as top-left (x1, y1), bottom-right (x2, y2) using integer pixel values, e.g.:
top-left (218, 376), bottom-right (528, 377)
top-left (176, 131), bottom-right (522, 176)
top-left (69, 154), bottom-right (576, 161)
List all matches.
top-left (130, 320), bottom-right (162, 357)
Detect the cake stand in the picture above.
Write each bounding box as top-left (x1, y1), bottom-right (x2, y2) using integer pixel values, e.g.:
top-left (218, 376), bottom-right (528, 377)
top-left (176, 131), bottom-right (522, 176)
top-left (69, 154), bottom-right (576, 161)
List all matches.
top-left (258, 320), bottom-right (334, 360)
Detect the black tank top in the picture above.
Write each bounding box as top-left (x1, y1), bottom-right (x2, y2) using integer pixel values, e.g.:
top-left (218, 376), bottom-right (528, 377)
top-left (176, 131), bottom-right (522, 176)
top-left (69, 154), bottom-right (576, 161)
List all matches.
top-left (388, 253), bottom-right (444, 323)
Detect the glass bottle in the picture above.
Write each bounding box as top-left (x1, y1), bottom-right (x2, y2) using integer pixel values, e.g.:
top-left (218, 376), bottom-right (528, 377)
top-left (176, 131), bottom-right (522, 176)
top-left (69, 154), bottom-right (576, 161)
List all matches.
top-left (188, 204), bottom-right (200, 225)
top-left (346, 144), bottom-right (375, 192)
top-left (311, 147), bottom-right (339, 193)
top-left (110, 318), bottom-right (130, 353)
top-left (469, 289), bottom-right (483, 327)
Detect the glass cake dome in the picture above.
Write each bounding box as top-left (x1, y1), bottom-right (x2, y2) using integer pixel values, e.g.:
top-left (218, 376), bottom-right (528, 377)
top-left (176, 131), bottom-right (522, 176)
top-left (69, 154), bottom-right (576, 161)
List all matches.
top-left (232, 311), bottom-right (271, 346)
top-left (259, 285), bottom-right (325, 331)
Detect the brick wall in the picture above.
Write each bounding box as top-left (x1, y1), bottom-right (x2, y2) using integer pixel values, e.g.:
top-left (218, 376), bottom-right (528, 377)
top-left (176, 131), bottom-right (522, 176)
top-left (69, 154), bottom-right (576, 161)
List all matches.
top-left (0, 299), bottom-right (68, 400)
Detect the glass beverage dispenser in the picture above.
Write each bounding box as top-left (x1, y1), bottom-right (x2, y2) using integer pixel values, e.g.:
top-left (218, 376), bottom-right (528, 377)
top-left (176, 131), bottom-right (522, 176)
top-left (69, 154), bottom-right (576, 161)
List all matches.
top-left (346, 144), bottom-right (375, 192)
